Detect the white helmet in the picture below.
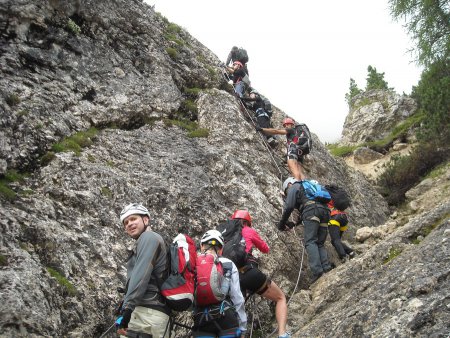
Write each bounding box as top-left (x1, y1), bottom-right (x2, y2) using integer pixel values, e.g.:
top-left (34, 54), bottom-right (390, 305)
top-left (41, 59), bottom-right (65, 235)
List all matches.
top-left (120, 203), bottom-right (150, 224)
top-left (282, 177), bottom-right (297, 194)
top-left (201, 230), bottom-right (224, 247)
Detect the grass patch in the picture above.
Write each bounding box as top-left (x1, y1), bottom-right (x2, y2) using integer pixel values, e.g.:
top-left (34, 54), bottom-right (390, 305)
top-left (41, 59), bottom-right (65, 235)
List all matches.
top-left (5, 94), bottom-right (20, 106)
top-left (184, 87), bottom-right (202, 97)
top-left (87, 154), bottom-right (96, 162)
top-left (47, 267), bottom-right (77, 296)
top-left (382, 247), bottom-right (402, 264)
top-left (188, 128), bottom-right (209, 138)
top-left (52, 128), bottom-right (98, 156)
top-left (101, 186), bottom-right (113, 198)
top-left (0, 170), bottom-right (27, 201)
top-left (327, 144), bottom-right (357, 157)
top-left (425, 161), bottom-right (449, 179)
top-left (0, 255), bottom-right (8, 266)
top-left (166, 47), bottom-right (178, 60)
top-left (164, 33), bottom-right (184, 46)
top-left (67, 18), bottom-right (81, 35)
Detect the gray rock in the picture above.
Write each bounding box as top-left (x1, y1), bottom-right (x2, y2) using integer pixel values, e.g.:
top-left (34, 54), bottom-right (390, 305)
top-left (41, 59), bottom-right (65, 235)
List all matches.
top-left (353, 146), bottom-right (384, 164)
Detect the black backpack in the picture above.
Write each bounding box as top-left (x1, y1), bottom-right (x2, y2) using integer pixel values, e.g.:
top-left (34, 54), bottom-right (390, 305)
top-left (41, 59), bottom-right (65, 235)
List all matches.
top-left (325, 184), bottom-right (351, 211)
top-left (235, 48), bottom-right (249, 64)
top-left (216, 219), bottom-right (247, 268)
top-left (262, 97), bottom-right (273, 117)
top-left (294, 123), bottom-right (312, 155)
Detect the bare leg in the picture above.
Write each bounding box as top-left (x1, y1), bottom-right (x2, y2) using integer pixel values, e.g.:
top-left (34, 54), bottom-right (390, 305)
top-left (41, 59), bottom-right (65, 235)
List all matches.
top-left (261, 281), bottom-right (288, 336)
top-left (287, 159), bottom-right (306, 180)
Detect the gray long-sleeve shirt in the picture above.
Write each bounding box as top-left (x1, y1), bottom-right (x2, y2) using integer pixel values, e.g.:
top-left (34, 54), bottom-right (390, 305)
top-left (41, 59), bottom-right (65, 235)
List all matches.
top-left (124, 230), bottom-right (169, 313)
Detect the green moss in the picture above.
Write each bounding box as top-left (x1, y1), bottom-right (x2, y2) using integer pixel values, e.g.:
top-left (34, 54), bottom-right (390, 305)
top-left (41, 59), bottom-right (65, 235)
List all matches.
top-left (411, 238), bottom-right (421, 245)
top-left (206, 65), bottom-right (216, 77)
top-left (0, 170), bottom-right (27, 201)
top-left (183, 99), bottom-right (198, 114)
top-left (18, 109), bottom-right (29, 116)
top-left (166, 47), bottom-right (178, 60)
top-left (19, 189), bottom-right (34, 196)
top-left (67, 19), bottom-right (81, 35)
top-left (87, 154), bottom-right (96, 162)
top-left (106, 160), bottom-right (115, 167)
top-left (143, 116), bottom-right (161, 127)
top-left (5, 94), bottom-right (20, 106)
top-left (0, 255), bottom-right (7, 266)
top-left (382, 247), bottom-right (403, 264)
top-left (46, 267), bottom-right (77, 296)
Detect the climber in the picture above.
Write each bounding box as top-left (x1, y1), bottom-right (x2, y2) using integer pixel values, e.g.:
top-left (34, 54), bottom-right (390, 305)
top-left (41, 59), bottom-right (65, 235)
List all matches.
top-left (278, 177), bottom-right (332, 283)
top-left (231, 210), bottom-right (291, 338)
top-left (256, 117), bottom-right (310, 180)
top-left (327, 200), bottom-right (355, 262)
top-left (225, 61), bottom-right (250, 98)
top-left (225, 46), bottom-right (249, 75)
top-left (115, 203), bottom-right (171, 337)
top-left (241, 89), bottom-right (277, 147)
top-left (192, 230), bottom-right (247, 338)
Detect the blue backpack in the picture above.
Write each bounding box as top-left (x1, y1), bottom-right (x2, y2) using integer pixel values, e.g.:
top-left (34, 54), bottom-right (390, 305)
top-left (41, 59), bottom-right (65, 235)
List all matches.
top-left (301, 180), bottom-right (331, 203)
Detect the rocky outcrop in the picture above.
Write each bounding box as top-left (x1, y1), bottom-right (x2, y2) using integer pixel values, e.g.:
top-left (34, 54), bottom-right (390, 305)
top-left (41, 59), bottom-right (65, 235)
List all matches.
top-left (341, 90), bottom-right (417, 145)
top-left (0, 1), bottom-right (448, 338)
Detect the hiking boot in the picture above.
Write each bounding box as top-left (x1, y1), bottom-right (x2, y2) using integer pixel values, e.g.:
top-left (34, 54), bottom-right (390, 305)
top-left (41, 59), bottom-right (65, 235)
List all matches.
top-left (311, 272), bottom-right (323, 283)
top-left (348, 251), bottom-right (355, 259)
top-left (279, 331), bottom-right (292, 338)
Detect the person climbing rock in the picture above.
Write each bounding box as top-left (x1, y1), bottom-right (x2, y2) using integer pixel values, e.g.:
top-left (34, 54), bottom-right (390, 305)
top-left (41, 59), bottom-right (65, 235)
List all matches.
top-left (328, 200), bottom-right (355, 262)
top-left (256, 117), bottom-right (311, 180)
top-left (231, 210), bottom-right (290, 338)
top-left (278, 177), bottom-right (332, 283)
top-left (192, 230), bottom-right (247, 338)
top-left (225, 61), bottom-right (250, 98)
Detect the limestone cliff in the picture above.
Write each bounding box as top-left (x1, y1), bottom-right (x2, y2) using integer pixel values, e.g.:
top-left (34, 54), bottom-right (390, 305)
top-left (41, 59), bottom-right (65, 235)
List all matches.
top-left (0, 1), bottom-right (448, 338)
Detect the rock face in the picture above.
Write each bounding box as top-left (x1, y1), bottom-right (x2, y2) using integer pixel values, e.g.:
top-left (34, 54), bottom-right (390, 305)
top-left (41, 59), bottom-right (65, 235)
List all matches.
top-left (0, 1), bottom-right (448, 338)
top-left (341, 90), bottom-right (417, 145)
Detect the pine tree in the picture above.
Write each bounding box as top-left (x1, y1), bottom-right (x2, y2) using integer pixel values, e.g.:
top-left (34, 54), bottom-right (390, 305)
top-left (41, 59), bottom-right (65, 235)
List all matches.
top-left (365, 66), bottom-right (389, 91)
top-left (345, 78), bottom-right (362, 107)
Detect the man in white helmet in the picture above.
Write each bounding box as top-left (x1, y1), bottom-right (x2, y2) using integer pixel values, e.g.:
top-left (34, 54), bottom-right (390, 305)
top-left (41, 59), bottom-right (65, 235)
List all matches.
top-left (116, 203), bottom-right (170, 337)
top-left (192, 229), bottom-right (247, 338)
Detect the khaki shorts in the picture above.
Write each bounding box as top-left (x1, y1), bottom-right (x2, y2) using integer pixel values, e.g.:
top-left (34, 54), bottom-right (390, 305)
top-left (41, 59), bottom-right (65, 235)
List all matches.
top-left (126, 306), bottom-right (170, 338)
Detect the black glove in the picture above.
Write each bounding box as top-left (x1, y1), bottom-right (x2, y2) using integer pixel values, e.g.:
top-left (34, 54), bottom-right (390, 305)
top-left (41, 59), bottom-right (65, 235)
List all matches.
top-left (119, 308), bottom-right (132, 329)
top-left (255, 125), bottom-right (263, 132)
top-left (277, 222), bottom-right (288, 231)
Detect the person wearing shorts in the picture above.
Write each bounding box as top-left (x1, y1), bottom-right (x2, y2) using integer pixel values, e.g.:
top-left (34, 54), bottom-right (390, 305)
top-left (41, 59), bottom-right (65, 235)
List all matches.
top-left (231, 210), bottom-right (291, 338)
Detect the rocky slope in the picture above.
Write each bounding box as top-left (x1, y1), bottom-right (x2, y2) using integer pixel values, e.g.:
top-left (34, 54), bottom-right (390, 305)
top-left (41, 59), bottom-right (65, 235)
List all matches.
top-left (0, 1), bottom-right (448, 337)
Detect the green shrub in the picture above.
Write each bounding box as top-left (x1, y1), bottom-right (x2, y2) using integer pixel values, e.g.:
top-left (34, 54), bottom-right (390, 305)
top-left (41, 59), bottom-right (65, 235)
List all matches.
top-left (0, 170), bottom-right (27, 201)
top-left (5, 94), bottom-right (20, 106)
top-left (47, 267), bottom-right (77, 296)
top-left (166, 47), bottom-right (178, 60)
top-left (164, 33), bottom-right (184, 46)
top-left (67, 19), bottom-right (81, 35)
top-left (166, 23), bottom-right (181, 34)
top-left (184, 87), bottom-right (201, 97)
top-left (376, 143), bottom-right (449, 205)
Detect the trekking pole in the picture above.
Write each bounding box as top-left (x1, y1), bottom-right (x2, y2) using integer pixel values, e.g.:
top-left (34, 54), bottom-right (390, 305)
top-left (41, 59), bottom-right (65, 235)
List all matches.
top-left (249, 296), bottom-right (255, 338)
top-left (98, 322), bottom-right (116, 338)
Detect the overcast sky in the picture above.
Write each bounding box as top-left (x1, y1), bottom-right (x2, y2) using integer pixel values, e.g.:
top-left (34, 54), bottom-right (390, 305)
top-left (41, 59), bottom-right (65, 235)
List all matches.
top-left (146, 0), bottom-right (423, 143)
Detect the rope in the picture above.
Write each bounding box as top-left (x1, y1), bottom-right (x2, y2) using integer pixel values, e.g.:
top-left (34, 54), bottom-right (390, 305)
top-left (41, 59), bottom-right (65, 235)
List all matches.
top-left (221, 65), bottom-right (287, 185)
top-left (98, 322), bottom-right (116, 338)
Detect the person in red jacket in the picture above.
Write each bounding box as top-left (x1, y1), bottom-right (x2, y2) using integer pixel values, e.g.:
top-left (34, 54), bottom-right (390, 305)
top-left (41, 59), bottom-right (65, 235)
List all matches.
top-left (231, 210), bottom-right (291, 338)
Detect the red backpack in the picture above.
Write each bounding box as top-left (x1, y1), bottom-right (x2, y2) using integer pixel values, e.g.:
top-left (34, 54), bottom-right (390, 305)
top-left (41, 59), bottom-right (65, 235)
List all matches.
top-left (195, 253), bottom-right (233, 307)
top-left (160, 234), bottom-right (197, 311)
